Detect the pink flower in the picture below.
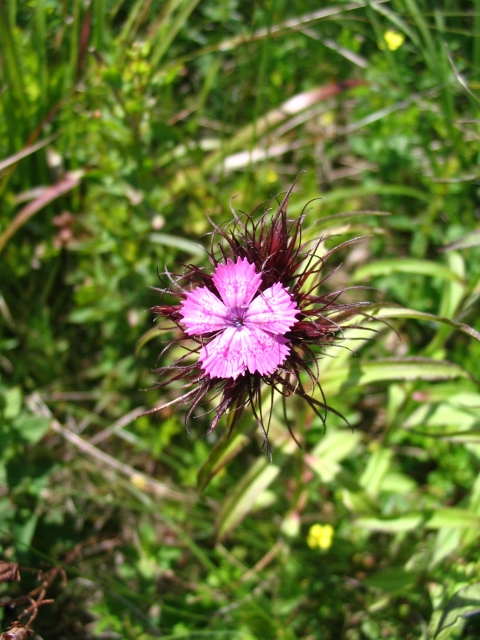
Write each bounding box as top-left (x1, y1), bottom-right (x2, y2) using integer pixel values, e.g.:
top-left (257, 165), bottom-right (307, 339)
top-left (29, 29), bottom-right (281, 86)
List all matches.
top-left (180, 258), bottom-right (298, 380)
top-left (149, 177), bottom-right (371, 449)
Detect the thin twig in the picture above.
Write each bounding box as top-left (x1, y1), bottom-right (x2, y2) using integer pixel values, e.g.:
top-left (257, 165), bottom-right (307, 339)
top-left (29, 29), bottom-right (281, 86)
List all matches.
top-left (26, 393), bottom-right (192, 504)
top-left (240, 539), bottom-right (285, 583)
top-left (88, 406), bottom-right (146, 445)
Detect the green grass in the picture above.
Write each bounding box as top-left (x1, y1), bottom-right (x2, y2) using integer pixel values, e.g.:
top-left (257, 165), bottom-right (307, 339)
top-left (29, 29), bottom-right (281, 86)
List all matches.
top-left (1, 1), bottom-right (480, 638)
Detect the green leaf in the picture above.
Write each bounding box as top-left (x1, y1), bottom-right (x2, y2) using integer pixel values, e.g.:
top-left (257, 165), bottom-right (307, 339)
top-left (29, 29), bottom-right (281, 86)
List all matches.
top-left (12, 414), bottom-right (50, 444)
top-left (313, 210), bottom-right (390, 230)
top-left (356, 508), bottom-right (480, 532)
top-left (350, 306), bottom-right (480, 343)
top-left (380, 472), bottom-right (417, 494)
top-left (317, 183), bottom-right (432, 204)
top-left (430, 527), bottom-right (462, 568)
top-left (135, 326), bottom-right (165, 355)
top-left (404, 393), bottom-right (480, 430)
top-left (360, 448), bottom-right (392, 498)
top-left (311, 428), bottom-right (362, 462)
top-left (364, 567), bottom-right (416, 593)
top-left (197, 431), bottom-right (251, 492)
top-left (352, 259), bottom-right (464, 284)
top-left (149, 232), bottom-right (205, 256)
top-left (428, 508), bottom-right (480, 529)
top-left (354, 513), bottom-right (424, 532)
top-left (438, 252), bottom-right (466, 320)
top-left (319, 358), bottom-right (470, 397)
top-left (197, 399), bottom-right (260, 491)
top-left (215, 457), bottom-right (280, 542)
top-left (305, 454), bottom-right (378, 515)
top-left (435, 583), bottom-right (480, 638)
top-left (13, 512), bottom-right (38, 549)
top-left (3, 386), bottom-right (22, 420)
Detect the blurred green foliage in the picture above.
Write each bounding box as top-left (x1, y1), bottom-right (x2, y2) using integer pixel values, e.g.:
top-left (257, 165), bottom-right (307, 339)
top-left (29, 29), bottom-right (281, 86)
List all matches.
top-left (1, 0), bottom-right (480, 638)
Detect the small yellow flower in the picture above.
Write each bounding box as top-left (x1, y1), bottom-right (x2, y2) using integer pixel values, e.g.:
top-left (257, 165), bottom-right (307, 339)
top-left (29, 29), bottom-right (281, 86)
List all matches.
top-left (307, 524), bottom-right (334, 550)
top-left (382, 30), bottom-right (405, 52)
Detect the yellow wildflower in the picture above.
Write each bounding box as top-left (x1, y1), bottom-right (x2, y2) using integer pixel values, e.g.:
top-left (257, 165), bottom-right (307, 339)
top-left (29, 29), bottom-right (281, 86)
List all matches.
top-left (382, 30), bottom-right (405, 52)
top-left (307, 524), bottom-right (334, 550)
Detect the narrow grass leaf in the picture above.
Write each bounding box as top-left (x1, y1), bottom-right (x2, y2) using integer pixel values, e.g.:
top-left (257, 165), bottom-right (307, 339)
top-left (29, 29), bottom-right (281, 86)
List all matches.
top-left (197, 432), bottom-right (251, 492)
top-left (149, 0), bottom-right (202, 70)
top-left (475, 0), bottom-right (480, 72)
top-left (430, 527), bottom-right (462, 569)
top-left (435, 583), bottom-right (480, 638)
top-left (311, 429), bottom-right (362, 462)
top-left (319, 358), bottom-right (470, 397)
top-left (215, 457), bottom-right (280, 542)
top-left (0, 2), bottom-right (29, 123)
top-left (314, 210), bottom-right (390, 230)
top-left (352, 259), bottom-right (464, 284)
top-left (149, 232), bottom-right (205, 256)
top-left (135, 327), bottom-right (165, 355)
top-left (351, 306), bottom-right (480, 343)
top-left (404, 394), bottom-right (480, 429)
top-left (439, 433), bottom-right (480, 444)
top-left (357, 508), bottom-right (480, 532)
top-left (320, 183), bottom-right (431, 204)
top-left (359, 448), bottom-right (392, 498)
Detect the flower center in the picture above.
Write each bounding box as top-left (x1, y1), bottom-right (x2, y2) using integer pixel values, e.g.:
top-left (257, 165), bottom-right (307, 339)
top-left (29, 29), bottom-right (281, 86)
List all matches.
top-left (227, 306), bottom-right (247, 328)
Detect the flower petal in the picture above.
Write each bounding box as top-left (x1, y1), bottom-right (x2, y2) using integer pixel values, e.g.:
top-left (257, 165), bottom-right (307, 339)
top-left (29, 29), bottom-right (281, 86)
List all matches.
top-left (240, 326), bottom-right (291, 376)
top-left (213, 258), bottom-right (262, 311)
top-left (180, 287), bottom-right (229, 335)
top-left (199, 326), bottom-right (246, 379)
top-left (245, 282), bottom-right (298, 334)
